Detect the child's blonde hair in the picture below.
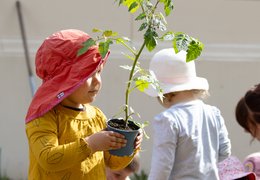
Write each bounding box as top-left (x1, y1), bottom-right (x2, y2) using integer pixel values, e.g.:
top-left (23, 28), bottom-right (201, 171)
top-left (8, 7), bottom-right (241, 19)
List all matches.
top-left (162, 89), bottom-right (209, 102)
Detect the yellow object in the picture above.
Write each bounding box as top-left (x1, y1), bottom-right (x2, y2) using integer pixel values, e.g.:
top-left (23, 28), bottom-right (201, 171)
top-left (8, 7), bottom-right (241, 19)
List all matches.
top-left (26, 104), bottom-right (134, 180)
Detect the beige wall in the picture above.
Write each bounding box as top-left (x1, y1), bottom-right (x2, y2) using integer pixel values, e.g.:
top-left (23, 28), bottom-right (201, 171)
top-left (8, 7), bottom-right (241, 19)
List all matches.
top-left (1, 0), bottom-right (260, 179)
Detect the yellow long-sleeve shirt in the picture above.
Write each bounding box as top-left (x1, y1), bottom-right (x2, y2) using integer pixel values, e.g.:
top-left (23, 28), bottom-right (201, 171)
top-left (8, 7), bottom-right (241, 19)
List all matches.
top-left (26, 104), bottom-right (134, 180)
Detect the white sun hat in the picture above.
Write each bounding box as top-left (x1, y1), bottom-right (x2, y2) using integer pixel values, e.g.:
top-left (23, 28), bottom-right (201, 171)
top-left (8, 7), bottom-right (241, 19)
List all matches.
top-left (144, 48), bottom-right (209, 97)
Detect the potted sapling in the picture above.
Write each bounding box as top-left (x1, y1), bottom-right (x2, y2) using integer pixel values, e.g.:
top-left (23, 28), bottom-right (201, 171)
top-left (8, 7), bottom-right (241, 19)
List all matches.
top-left (78, 0), bottom-right (204, 156)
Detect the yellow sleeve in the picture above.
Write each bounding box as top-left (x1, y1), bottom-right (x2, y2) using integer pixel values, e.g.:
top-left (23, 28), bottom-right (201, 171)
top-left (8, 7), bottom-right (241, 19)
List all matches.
top-left (26, 112), bottom-right (92, 172)
top-left (104, 149), bottom-right (139, 170)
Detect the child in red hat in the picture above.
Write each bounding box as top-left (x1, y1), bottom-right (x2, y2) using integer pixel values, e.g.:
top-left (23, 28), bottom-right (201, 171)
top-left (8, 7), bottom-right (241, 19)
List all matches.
top-left (25, 29), bottom-right (142, 179)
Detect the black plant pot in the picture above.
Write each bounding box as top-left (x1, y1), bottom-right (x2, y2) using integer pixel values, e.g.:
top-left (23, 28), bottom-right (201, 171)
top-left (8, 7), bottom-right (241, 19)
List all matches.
top-left (107, 118), bottom-right (140, 156)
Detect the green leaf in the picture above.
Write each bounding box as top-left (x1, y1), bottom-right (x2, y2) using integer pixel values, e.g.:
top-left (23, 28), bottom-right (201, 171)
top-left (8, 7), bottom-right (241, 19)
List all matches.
top-left (160, 0), bottom-right (174, 16)
top-left (160, 31), bottom-right (175, 41)
top-left (129, 2), bottom-right (139, 13)
top-left (92, 28), bottom-right (102, 33)
top-left (103, 30), bottom-right (114, 37)
top-left (135, 79), bottom-right (149, 92)
top-left (77, 38), bottom-right (96, 56)
top-left (116, 37), bottom-right (131, 45)
top-left (158, 20), bottom-right (167, 31)
top-left (173, 33), bottom-right (204, 62)
top-left (158, 12), bottom-right (167, 25)
top-left (133, 121), bottom-right (150, 139)
top-left (138, 22), bottom-right (148, 31)
top-left (123, 0), bottom-right (139, 13)
top-left (144, 30), bottom-right (158, 51)
top-left (145, 36), bottom-right (157, 51)
top-left (173, 32), bottom-right (190, 53)
top-left (186, 40), bottom-right (204, 62)
top-left (129, 106), bottom-right (135, 114)
top-left (135, 12), bottom-right (146, 21)
top-left (98, 40), bottom-right (113, 58)
top-left (116, 0), bottom-right (124, 6)
top-left (116, 38), bottom-right (125, 44)
top-left (165, 3), bottom-right (174, 16)
top-left (102, 30), bottom-right (118, 37)
top-left (120, 65), bottom-right (132, 71)
top-left (111, 32), bottom-right (118, 37)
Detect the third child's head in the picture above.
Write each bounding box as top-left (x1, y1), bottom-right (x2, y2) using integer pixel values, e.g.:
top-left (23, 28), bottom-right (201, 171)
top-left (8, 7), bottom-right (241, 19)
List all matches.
top-left (235, 84), bottom-right (260, 140)
top-left (144, 48), bottom-right (209, 107)
top-left (106, 155), bottom-right (140, 180)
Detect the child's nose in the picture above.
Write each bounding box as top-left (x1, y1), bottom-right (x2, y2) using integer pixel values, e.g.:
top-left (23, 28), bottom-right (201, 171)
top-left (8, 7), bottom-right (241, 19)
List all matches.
top-left (92, 73), bottom-right (101, 83)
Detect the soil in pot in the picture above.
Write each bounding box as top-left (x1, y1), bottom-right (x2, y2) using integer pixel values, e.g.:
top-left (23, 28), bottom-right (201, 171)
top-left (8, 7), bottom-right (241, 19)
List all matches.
top-left (107, 118), bottom-right (139, 130)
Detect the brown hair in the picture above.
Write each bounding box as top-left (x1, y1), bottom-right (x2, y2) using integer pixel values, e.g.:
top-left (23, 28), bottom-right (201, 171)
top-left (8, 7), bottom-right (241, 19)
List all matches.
top-left (235, 84), bottom-right (260, 138)
top-left (125, 155), bottom-right (140, 173)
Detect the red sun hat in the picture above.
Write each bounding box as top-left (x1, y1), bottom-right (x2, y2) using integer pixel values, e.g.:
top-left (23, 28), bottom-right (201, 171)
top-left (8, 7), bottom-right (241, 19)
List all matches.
top-left (25, 29), bottom-right (110, 123)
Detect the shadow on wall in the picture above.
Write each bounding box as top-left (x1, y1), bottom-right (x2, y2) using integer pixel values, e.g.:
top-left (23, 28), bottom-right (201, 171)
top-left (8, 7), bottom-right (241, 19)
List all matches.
top-left (0, 148), bottom-right (9, 180)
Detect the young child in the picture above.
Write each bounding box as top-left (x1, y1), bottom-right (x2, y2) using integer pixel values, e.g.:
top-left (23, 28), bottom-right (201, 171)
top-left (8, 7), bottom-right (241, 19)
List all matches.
top-left (235, 84), bottom-right (260, 141)
top-left (25, 29), bottom-right (142, 179)
top-left (218, 156), bottom-right (256, 180)
top-left (106, 154), bottom-right (140, 180)
top-left (144, 48), bottom-right (231, 180)
top-left (243, 152), bottom-right (260, 179)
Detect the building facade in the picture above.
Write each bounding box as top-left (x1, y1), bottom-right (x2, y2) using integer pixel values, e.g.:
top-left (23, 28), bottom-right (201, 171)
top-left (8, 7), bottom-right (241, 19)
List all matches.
top-left (0, 0), bottom-right (260, 179)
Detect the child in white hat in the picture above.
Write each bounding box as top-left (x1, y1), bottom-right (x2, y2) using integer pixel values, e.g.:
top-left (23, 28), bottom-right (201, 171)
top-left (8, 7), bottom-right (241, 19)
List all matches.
top-left (145, 48), bottom-right (231, 180)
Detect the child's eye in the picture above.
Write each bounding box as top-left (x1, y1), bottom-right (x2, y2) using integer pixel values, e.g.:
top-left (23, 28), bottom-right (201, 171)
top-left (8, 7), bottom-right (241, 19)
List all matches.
top-left (96, 66), bottom-right (103, 74)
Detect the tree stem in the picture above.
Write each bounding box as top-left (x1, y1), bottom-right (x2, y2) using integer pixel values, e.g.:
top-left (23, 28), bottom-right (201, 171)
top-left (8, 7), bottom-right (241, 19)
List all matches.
top-left (124, 41), bottom-right (146, 127)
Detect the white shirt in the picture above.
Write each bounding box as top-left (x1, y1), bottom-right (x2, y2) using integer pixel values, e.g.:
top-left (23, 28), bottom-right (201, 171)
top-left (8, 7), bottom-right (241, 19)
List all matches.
top-left (148, 100), bottom-right (231, 180)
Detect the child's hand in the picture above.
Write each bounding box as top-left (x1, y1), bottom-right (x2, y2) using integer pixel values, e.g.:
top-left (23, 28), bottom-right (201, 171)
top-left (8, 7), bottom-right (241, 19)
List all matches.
top-left (85, 131), bottom-right (127, 153)
top-left (134, 130), bottom-right (143, 150)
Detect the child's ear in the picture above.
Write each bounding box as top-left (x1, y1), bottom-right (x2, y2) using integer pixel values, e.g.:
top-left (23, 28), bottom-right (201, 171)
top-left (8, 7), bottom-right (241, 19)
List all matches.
top-left (164, 93), bottom-right (176, 102)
